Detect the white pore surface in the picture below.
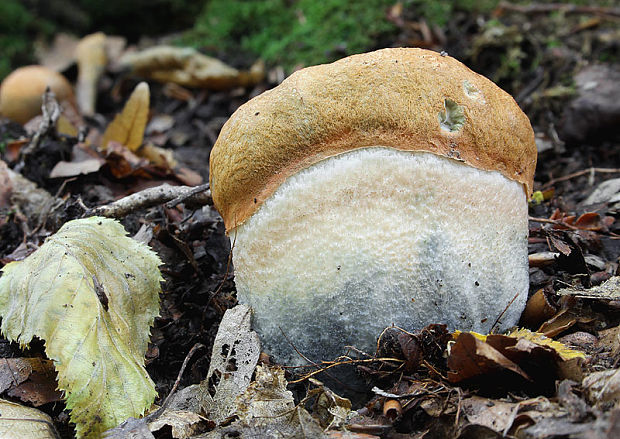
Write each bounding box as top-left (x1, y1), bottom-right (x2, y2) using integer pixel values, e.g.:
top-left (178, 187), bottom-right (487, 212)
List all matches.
top-left (232, 148), bottom-right (529, 366)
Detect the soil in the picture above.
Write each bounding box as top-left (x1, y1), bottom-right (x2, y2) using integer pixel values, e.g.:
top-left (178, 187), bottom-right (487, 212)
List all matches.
top-left (0, 3), bottom-right (619, 438)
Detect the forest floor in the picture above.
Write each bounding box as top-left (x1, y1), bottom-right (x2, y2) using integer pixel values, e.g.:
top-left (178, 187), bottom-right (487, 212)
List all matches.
top-left (0, 3), bottom-right (619, 438)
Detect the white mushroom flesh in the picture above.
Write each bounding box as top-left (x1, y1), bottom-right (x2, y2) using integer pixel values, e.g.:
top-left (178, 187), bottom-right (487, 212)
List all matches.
top-left (232, 147), bottom-right (529, 365)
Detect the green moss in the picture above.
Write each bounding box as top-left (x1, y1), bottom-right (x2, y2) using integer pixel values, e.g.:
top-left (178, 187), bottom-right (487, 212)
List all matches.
top-left (403, 0), bottom-right (499, 27)
top-left (0, 0), bottom-right (37, 78)
top-left (182, 0), bottom-right (398, 69)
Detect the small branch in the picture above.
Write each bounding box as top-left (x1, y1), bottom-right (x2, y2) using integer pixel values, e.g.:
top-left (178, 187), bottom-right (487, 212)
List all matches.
top-left (89, 184), bottom-right (212, 218)
top-left (146, 343), bottom-right (204, 422)
top-left (14, 88), bottom-right (61, 173)
top-left (542, 167), bottom-right (620, 189)
top-left (165, 183), bottom-right (210, 209)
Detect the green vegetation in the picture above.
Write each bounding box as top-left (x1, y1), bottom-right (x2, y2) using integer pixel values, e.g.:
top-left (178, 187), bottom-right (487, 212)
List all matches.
top-left (403, 0), bottom-right (498, 28)
top-left (0, 1), bottom-right (53, 78)
top-left (183, 0), bottom-right (505, 70)
top-left (183, 0), bottom-right (398, 69)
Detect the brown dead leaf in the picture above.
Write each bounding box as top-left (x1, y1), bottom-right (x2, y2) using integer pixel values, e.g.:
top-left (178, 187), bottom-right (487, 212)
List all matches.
top-left (520, 288), bottom-right (558, 328)
top-left (104, 141), bottom-right (152, 179)
top-left (547, 231), bottom-right (572, 256)
top-left (448, 330), bottom-right (586, 389)
top-left (102, 82), bottom-right (150, 151)
top-left (583, 368), bottom-right (620, 408)
top-left (462, 396), bottom-right (518, 433)
top-left (50, 143), bottom-right (105, 178)
top-left (575, 212), bottom-right (605, 231)
top-left (537, 296), bottom-right (597, 338)
top-left (0, 358), bottom-right (63, 406)
top-left (447, 332), bottom-right (530, 383)
top-left (137, 144), bottom-right (177, 168)
top-left (598, 325), bottom-right (620, 359)
top-left (119, 46), bottom-right (264, 90)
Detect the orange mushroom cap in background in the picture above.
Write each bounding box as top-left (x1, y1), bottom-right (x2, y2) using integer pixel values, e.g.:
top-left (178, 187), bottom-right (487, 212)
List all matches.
top-left (0, 65), bottom-right (75, 125)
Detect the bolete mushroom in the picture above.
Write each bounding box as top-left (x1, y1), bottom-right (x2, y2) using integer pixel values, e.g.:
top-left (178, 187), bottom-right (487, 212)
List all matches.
top-left (0, 65), bottom-right (74, 124)
top-left (209, 48), bottom-right (537, 366)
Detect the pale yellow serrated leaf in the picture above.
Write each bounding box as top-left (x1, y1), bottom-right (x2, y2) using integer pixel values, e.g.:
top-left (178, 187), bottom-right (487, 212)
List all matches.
top-left (0, 399), bottom-right (57, 438)
top-left (0, 217), bottom-right (162, 438)
top-left (101, 82), bottom-right (150, 151)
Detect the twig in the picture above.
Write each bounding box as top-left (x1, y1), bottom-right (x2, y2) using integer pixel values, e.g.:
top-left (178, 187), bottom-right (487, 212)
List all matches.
top-left (490, 290), bottom-right (521, 333)
top-left (497, 1), bottom-right (620, 18)
top-left (529, 216), bottom-right (620, 237)
top-left (288, 357), bottom-right (404, 384)
top-left (278, 326), bottom-right (350, 389)
top-left (89, 184), bottom-right (212, 218)
top-left (542, 167), bottom-right (620, 189)
top-left (145, 343), bottom-right (204, 422)
top-left (14, 88), bottom-right (61, 173)
top-left (165, 183), bottom-right (210, 209)
top-left (207, 231), bottom-right (235, 308)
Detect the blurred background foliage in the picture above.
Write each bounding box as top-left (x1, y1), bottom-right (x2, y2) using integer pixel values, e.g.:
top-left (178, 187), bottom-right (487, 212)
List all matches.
top-left (0, 0), bottom-right (502, 78)
top-left (1, 0), bottom-right (617, 80)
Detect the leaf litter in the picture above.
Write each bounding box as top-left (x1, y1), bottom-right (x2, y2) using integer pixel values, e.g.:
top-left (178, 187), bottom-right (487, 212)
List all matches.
top-left (0, 3), bottom-right (619, 438)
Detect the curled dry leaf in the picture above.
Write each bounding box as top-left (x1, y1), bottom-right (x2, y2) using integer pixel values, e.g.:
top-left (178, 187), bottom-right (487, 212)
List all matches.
top-left (308, 379), bottom-right (352, 430)
top-left (448, 332), bottom-right (530, 383)
top-left (101, 82), bottom-right (150, 151)
top-left (148, 409), bottom-right (211, 439)
top-left (583, 368), bottom-right (620, 408)
top-left (119, 46), bottom-right (264, 90)
top-left (197, 304), bottom-right (261, 424)
top-left (557, 276), bottom-right (620, 300)
top-left (520, 288), bottom-right (557, 328)
top-left (448, 329), bottom-right (585, 387)
top-left (0, 358), bottom-right (63, 406)
top-left (215, 365), bottom-right (326, 438)
top-left (0, 217), bottom-right (162, 438)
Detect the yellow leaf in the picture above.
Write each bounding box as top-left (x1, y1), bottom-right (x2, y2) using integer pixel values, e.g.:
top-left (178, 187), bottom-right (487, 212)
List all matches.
top-left (0, 217), bottom-right (162, 438)
top-left (508, 328), bottom-right (586, 360)
top-left (453, 328), bottom-right (586, 361)
top-left (0, 399), bottom-right (57, 438)
top-left (101, 82), bottom-right (150, 151)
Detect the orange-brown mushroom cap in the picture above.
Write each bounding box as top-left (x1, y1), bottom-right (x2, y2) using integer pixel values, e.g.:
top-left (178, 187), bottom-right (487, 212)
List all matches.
top-left (0, 65), bottom-right (75, 124)
top-left (209, 48), bottom-right (537, 232)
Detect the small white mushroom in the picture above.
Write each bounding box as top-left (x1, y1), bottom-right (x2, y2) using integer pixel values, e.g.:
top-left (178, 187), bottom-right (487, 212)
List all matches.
top-left (209, 48), bottom-right (537, 366)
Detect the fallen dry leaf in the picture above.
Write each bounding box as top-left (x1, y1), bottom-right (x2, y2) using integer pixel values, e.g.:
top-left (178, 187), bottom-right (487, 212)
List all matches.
top-left (0, 358), bottom-right (63, 406)
top-left (119, 46), bottom-right (264, 90)
top-left (448, 329), bottom-right (586, 389)
top-left (520, 288), bottom-right (558, 328)
top-left (148, 409), bottom-right (211, 438)
top-left (583, 368), bottom-right (620, 408)
top-left (198, 304), bottom-right (261, 424)
top-left (0, 399), bottom-right (58, 438)
top-left (50, 143), bottom-right (105, 178)
top-left (557, 276), bottom-right (620, 300)
top-left (101, 81), bottom-right (150, 151)
top-left (448, 332), bottom-right (530, 383)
